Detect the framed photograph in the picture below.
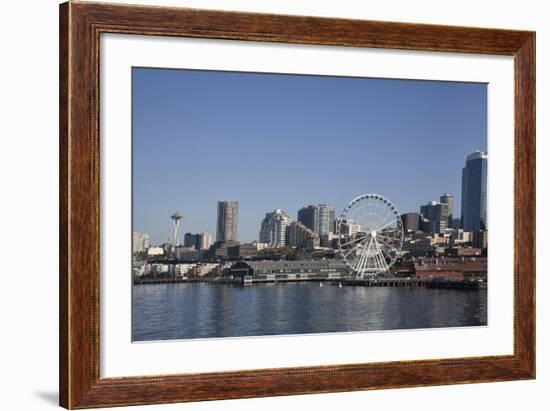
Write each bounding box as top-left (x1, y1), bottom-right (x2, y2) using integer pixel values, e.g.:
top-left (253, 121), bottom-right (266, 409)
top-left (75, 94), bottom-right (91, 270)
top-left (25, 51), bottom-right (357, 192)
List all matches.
top-left (59, 1), bottom-right (535, 408)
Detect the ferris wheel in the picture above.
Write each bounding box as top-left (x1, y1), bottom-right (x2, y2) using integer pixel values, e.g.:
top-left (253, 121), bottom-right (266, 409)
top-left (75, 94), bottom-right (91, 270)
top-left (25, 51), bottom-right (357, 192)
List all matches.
top-left (336, 194), bottom-right (404, 278)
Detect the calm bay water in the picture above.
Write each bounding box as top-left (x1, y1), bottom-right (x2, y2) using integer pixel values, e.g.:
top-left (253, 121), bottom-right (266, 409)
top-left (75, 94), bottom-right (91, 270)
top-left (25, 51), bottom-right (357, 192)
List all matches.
top-left (132, 282), bottom-right (487, 341)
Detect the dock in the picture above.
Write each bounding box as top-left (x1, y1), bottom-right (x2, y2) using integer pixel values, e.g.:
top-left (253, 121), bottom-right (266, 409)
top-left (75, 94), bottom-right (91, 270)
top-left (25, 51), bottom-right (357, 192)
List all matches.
top-left (134, 276), bottom-right (486, 290)
top-left (333, 278), bottom-right (428, 287)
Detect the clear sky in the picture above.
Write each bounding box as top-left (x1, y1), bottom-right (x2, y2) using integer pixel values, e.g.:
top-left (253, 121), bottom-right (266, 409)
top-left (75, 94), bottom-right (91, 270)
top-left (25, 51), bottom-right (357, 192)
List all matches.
top-left (132, 67), bottom-right (487, 245)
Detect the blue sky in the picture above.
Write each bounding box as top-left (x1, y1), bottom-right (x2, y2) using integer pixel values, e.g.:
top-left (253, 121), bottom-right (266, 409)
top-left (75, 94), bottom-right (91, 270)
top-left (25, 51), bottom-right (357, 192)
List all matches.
top-left (132, 68), bottom-right (487, 244)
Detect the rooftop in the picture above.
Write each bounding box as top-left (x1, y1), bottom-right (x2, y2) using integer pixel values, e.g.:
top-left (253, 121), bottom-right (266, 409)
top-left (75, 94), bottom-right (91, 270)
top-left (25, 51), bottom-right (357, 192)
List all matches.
top-left (467, 150), bottom-right (488, 161)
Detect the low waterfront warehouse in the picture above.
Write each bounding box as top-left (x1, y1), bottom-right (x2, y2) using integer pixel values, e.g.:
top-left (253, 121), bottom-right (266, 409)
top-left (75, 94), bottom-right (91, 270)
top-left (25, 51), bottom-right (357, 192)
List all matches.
top-left (229, 259), bottom-right (350, 280)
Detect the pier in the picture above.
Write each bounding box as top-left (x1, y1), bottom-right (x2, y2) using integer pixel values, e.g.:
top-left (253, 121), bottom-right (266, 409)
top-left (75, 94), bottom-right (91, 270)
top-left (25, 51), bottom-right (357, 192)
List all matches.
top-left (333, 278), bottom-right (428, 287)
top-left (134, 276), bottom-right (485, 290)
top-left (134, 277), bottom-right (243, 285)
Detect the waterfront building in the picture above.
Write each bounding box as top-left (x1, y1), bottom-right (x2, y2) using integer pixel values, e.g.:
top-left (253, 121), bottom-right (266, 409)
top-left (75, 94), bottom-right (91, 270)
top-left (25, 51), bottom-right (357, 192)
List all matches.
top-left (400, 213), bottom-right (420, 233)
top-left (440, 193), bottom-right (454, 228)
top-left (132, 254), bottom-right (147, 278)
top-left (229, 259), bottom-right (351, 279)
top-left (132, 231), bottom-right (150, 253)
top-left (461, 151), bottom-right (488, 230)
top-left (414, 256), bottom-right (487, 280)
top-left (146, 263), bottom-right (170, 275)
top-left (173, 263), bottom-right (196, 277)
top-left (420, 201), bottom-right (449, 234)
top-left (286, 221), bottom-right (320, 249)
top-left (259, 209), bottom-right (292, 248)
top-left (216, 201), bottom-right (239, 242)
top-left (191, 263), bottom-right (220, 277)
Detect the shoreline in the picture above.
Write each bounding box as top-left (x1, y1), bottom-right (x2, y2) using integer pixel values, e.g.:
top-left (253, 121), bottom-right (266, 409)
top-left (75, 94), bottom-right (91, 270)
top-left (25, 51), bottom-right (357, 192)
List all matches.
top-left (133, 277), bottom-right (487, 290)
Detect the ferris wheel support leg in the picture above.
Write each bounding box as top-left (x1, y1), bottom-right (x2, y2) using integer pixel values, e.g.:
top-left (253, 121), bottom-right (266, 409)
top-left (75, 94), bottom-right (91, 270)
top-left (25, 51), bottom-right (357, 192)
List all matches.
top-left (356, 237), bottom-right (371, 279)
top-left (373, 237), bottom-right (390, 273)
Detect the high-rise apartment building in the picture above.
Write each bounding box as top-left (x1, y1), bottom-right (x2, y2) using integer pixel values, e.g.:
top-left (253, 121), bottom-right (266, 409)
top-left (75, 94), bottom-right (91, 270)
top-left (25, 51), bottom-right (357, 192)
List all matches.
top-left (297, 203), bottom-right (335, 236)
top-left (440, 193), bottom-right (454, 228)
top-left (216, 201), bottom-right (239, 242)
top-left (200, 232), bottom-right (212, 250)
top-left (461, 151), bottom-right (488, 231)
top-left (259, 209), bottom-right (292, 248)
top-left (183, 232), bottom-right (200, 249)
top-left (184, 232), bottom-right (212, 250)
top-left (132, 232), bottom-right (150, 253)
top-left (420, 201), bottom-right (449, 234)
top-left (297, 205), bottom-right (318, 233)
top-left (286, 221), bottom-right (320, 249)
top-left (472, 229), bottom-right (488, 249)
top-left (318, 204), bottom-right (336, 236)
top-left (400, 212), bottom-right (420, 233)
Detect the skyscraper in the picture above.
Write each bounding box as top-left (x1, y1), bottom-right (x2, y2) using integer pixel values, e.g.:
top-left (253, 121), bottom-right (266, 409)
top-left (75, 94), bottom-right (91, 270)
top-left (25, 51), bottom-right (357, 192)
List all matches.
top-left (216, 201), bottom-right (239, 242)
top-left (420, 201), bottom-right (449, 234)
top-left (472, 229), bottom-right (488, 249)
top-left (286, 221), bottom-right (320, 249)
top-left (400, 212), bottom-right (420, 233)
top-left (440, 193), bottom-right (454, 228)
top-left (259, 209), bottom-right (292, 248)
top-left (297, 204), bottom-right (335, 236)
top-left (297, 205), bottom-right (318, 233)
top-left (132, 232), bottom-right (150, 253)
top-left (200, 231), bottom-right (212, 250)
top-left (184, 231), bottom-right (213, 249)
top-left (318, 204), bottom-right (336, 236)
top-left (461, 151), bottom-right (488, 231)
top-left (183, 232), bottom-right (200, 249)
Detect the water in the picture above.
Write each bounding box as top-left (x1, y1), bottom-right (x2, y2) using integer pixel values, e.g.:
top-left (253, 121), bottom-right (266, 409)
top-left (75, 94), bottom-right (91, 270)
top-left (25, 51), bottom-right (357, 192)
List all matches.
top-left (132, 282), bottom-right (487, 341)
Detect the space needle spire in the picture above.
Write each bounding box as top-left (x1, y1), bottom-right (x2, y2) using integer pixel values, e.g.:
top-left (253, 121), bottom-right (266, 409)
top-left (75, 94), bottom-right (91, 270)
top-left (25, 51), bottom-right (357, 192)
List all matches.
top-left (171, 212), bottom-right (183, 245)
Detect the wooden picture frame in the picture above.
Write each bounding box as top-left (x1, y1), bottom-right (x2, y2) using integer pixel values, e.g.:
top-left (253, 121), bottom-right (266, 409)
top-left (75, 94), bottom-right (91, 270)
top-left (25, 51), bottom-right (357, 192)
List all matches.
top-left (59, 1), bottom-right (535, 408)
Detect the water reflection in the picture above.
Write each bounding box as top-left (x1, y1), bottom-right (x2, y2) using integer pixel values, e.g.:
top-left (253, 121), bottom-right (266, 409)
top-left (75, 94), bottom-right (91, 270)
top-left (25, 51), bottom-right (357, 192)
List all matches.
top-left (132, 282), bottom-right (487, 341)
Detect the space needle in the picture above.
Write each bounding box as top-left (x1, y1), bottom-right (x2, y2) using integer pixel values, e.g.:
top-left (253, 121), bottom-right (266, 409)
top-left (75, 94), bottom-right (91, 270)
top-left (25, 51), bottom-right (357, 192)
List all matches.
top-left (171, 212), bottom-right (183, 245)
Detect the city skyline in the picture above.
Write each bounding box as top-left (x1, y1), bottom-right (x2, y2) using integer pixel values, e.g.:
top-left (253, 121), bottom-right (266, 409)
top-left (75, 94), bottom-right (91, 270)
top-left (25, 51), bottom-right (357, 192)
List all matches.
top-left (133, 68), bottom-right (487, 244)
top-left (138, 176), bottom-right (482, 248)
